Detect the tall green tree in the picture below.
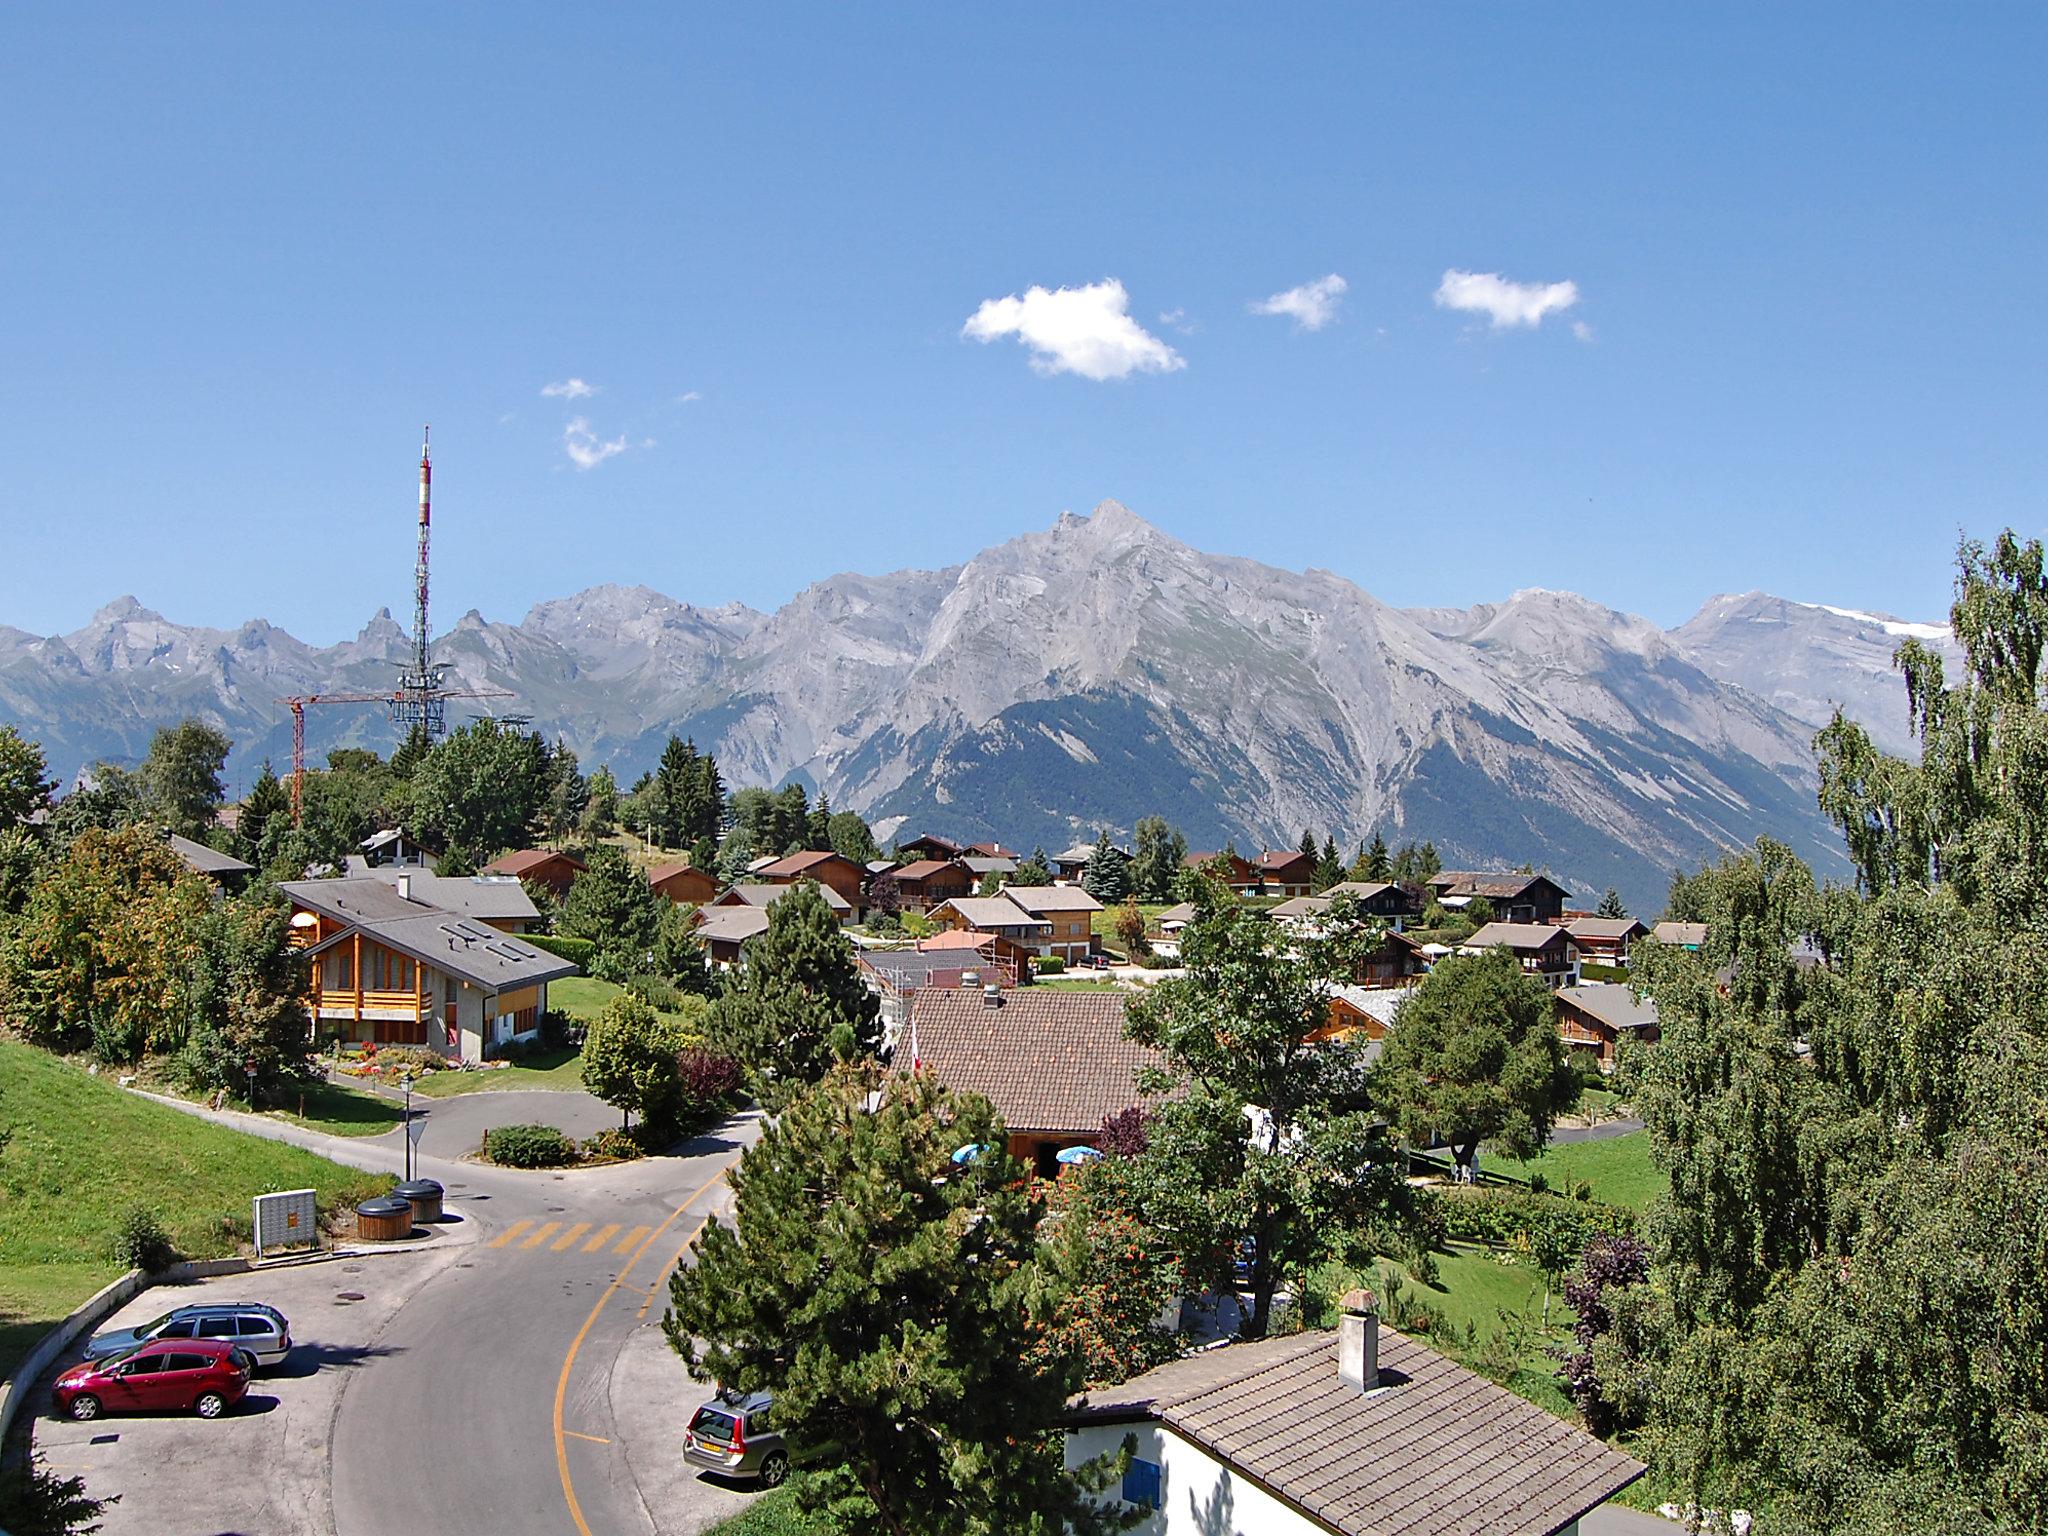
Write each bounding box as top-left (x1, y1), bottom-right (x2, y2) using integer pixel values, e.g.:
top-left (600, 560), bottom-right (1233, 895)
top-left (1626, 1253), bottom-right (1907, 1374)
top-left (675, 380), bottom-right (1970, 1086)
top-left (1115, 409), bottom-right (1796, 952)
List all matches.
top-left (181, 890), bottom-right (314, 1099)
top-left (687, 752), bottom-right (725, 846)
top-left (825, 809), bottom-right (880, 864)
top-left (540, 739), bottom-right (588, 847)
top-left (1125, 883), bottom-right (1407, 1337)
top-left (711, 882), bottom-right (879, 1103)
top-left (652, 735), bottom-right (697, 849)
top-left (1080, 832), bottom-right (1130, 904)
top-left (556, 843), bottom-right (665, 976)
top-left (1314, 835), bottom-right (1343, 892)
top-left (0, 725), bottom-right (55, 828)
top-left (664, 1064), bottom-right (1132, 1536)
top-left (1358, 831), bottom-right (1392, 882)
top-left (1375, 947), bottom-right (1580, 1179)
top-left (138, 719), bottom-right (232, 841)
top-left (1014, 847), bottom-right (1053, 887)
top-left (410, 718), bottom-right (549, 866)
top-left (237, 762), bottom-right (290, 869)
top-left (1128, 816), bottom-right (1186, 902)
top-left (1597, 887), bottom-right (1628, 919)
top-left (582, 764), bottom-right (620, 839)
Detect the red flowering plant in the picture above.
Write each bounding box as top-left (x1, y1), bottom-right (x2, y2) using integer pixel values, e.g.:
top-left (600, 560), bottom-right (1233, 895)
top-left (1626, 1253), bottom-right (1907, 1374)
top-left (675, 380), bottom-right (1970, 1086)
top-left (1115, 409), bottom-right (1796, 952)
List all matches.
top-left (1029, 1153), bottom-right (1189, 1389)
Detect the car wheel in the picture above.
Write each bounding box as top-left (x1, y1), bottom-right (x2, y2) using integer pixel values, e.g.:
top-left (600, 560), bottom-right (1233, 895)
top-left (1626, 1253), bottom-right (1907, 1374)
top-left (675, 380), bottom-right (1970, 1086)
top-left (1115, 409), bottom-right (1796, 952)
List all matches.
top-left (194, 1392), bottom-right (226, 1419)
top-left (758, 1451), bottom-right (790, 1488)
top-left (68, 1394), bottom-right (102, 1422)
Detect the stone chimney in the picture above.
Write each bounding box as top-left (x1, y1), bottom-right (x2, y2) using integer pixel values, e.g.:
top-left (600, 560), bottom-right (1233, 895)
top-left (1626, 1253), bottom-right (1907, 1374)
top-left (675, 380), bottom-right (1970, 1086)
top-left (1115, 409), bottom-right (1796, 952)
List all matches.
top-left (1338, 1288), bottom-right (1379, 1393)
top-left (397, 872), bottom-right (413, 902)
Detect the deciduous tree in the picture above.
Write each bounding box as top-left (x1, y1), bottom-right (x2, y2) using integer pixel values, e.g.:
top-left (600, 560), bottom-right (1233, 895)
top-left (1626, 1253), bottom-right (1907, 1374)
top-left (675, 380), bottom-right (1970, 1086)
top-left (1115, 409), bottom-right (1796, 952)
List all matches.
top-left (138, 719), bottom-right (232, 841)
top-left (0, 725), bottom-right (55, 829)
top-left (581, 991), bottom-right (698, 1132)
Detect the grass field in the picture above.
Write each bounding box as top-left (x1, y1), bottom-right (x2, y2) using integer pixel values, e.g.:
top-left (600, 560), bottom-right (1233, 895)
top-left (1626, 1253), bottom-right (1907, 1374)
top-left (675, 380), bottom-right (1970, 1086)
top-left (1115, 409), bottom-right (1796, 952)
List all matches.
top-left (1030, 977), bottom-right (1125, 992)
top-left (705, 1487), bottom-right (818, 1534)
top-left (1485, 1128), bottom-right (1666, 1212)
top-left (409, 1047), bottom-right (586, 1098)
top-left (0, 1041), bottom-right (392, 1382)
top-left (270, 1078), bottom-right (406, 1136)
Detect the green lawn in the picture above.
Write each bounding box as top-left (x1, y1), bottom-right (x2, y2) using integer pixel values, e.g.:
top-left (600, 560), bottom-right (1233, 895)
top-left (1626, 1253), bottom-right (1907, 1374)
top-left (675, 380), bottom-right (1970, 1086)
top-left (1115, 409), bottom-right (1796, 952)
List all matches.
top-left (1571, 1086), bottom-right (1624, 1120)
top-left (1030, 978), bottom-right (1124, 992)
top-left (409, 1046), bottom-right (587, 1098)
top-left (705, 1488), bottom-right (821, 1535)
top-left (269, 1078), bottom-right (406, 1137)
top-left (0, 1041), bottom-right (392, 1383)
top-left (1485, 1128), bottom-right (1667, 1212)
top-left (548, 975), bottom-right (628, 1022)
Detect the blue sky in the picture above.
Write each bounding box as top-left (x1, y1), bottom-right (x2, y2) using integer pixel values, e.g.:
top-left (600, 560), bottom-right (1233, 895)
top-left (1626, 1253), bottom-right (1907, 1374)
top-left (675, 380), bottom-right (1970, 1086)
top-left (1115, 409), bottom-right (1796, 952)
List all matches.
top-left (4, 4), bottom-right (2044, 643)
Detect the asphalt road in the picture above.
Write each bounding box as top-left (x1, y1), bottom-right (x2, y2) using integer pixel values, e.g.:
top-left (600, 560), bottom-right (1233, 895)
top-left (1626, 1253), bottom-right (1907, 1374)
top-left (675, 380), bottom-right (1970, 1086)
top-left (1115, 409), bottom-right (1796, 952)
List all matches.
top-left (328, 1104), bottom-right (759, 1536)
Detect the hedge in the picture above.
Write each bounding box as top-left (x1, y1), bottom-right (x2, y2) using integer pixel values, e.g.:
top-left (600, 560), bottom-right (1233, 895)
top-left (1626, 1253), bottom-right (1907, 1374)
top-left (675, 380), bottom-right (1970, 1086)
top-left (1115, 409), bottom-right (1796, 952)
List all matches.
top-left (526, 934), bottom-right (596, 967)
top-left (1434, 1184), bottom-right (1637, 1254)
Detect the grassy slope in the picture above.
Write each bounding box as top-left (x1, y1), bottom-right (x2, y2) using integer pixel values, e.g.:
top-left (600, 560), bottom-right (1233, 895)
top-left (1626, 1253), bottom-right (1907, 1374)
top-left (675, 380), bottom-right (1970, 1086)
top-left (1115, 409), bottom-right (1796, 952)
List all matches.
top-left (410, 1047), bottom-right (587, 1098)
top-left (1485, 1129), bottom-right (1667, 1212)
top-left (0, 1041), bottom-right (391, 1381)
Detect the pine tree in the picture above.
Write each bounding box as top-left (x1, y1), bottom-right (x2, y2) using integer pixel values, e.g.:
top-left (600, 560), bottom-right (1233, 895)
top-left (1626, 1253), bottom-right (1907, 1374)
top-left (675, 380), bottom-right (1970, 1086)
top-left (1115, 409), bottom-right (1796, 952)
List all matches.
top-left (654, 736), bottom-right (698, 850)
top-left (1298, 828), bottom-right (1319, 862)
top-left (1081, 832), bottom-right (1131, 904)
top-left (806, 793), bottom-right (832, 851)
top-left (557, 844), bottom-right (664, 977)
top-left (1364, 831), bottom-right (1391, 881)
top-left (239, 762), bottom-right (291, 869)
top-left (1597, 887), bottom-right (1627, 919)
top-left (711, 882), bottom-right (880, 1103)
top-left (690, 753), bottom-right (726, 846)
top-left (1015, 847), bottom-right (1054, 886)
top-left (664, 1064), bottom-right (1131, 1536)
top-left (1315, 835), bottom-right (1343, 892)
top-left (389, 724), bottom-right (433, 781)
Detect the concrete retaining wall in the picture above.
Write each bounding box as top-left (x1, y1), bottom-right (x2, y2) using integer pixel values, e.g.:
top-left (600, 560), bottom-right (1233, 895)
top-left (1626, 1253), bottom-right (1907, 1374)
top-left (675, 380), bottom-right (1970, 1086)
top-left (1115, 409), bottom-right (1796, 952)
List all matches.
top-left (0, 1256), bottom-right (251, 1451)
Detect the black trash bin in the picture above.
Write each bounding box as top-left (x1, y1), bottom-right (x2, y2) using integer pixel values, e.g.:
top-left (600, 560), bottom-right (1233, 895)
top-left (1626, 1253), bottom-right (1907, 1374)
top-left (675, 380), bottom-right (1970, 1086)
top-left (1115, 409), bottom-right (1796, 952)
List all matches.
top-left (394, 1179), bottom-right (444, 1224)
top-left (355, 1195), bottom-right (415, 1242)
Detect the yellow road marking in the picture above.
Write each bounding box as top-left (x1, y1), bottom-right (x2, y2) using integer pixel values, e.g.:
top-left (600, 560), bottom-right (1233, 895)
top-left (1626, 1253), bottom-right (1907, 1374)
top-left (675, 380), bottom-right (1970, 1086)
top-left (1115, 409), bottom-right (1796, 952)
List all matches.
top-left (637, 1213), bottom-right (712, 1320)
top-left (612, 1223), bottom-right (650, 1254)
top-left (555, 1164), bottom-right (736, 1536)
top-left (582, 1223), bottom-right (622, 1253)
top-left (562, 1430), bottom-right (611, 1445)
top-left (521, 1221), bottom-right (562, 1250)
top-left (487, 1219), bottom-right (534, 1250)
top-left (552, 1222), bottom-right (593, 1252)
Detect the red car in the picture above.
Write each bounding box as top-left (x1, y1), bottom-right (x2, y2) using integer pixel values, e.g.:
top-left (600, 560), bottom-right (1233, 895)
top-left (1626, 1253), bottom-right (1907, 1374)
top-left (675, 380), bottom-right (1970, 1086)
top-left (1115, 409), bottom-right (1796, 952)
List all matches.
top-left (52, 1338), bottom-right (249, 1421)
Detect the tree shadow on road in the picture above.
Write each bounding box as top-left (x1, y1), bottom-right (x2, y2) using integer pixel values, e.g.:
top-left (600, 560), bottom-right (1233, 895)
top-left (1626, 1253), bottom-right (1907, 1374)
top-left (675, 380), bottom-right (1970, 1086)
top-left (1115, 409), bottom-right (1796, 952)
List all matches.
top-left (269, 1342), bottom-right (402, 1380)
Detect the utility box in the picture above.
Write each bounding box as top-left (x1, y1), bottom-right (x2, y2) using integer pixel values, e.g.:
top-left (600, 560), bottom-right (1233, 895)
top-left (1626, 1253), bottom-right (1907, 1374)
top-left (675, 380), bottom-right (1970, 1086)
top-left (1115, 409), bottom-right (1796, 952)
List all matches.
top-left (253, 1188), bottom-right (319, 1259)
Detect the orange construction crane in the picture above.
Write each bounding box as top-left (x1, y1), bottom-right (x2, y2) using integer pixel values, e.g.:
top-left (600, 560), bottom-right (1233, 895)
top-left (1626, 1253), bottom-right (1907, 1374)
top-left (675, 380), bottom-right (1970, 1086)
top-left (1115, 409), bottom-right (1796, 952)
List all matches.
top-left (277, 686), bottom-right (517, 825)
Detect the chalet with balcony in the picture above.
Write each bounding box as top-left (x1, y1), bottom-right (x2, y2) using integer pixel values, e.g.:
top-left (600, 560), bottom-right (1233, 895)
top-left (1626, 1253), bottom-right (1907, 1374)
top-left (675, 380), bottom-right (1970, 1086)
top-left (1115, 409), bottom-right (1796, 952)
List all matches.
top-left (890, 858), bottom-right (977, 909)
top-left (1001, 885), bottom-right (1103, 966)
top-left (712, 881), bottom-right (853, 925)
top-left (894, 833), bottom-right (964, 861)
top-left (1427, 871), bottom-right (1572, 926)
top-left (1565, 915), bottom-right (1649, 967)
top-left (926, 895), bottom-right (1055, 955)
top-left (282, 877), bottom-right (577, 1062)
top-left (1460, 921), bottom-right (1581, 988)
top-left (1321, 880), bottom-right (1426, 929)
top-left (756, 850), bottom-right (869, 917)
top-left (1556, 982), bottom-right (1661, 1068)
top-left (1255, 849), bottom-right (1318, 899)
top-left (343, 863), bottom-right (542, 934)
top-left (1183, 851), bottom-right (1258, 894)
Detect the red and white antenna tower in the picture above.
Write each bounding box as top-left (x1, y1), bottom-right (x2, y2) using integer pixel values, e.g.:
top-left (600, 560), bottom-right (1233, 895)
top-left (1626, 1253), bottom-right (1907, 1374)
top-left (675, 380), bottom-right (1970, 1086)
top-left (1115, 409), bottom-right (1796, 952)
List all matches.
top-left (393, 425), bottom-right (450, 735)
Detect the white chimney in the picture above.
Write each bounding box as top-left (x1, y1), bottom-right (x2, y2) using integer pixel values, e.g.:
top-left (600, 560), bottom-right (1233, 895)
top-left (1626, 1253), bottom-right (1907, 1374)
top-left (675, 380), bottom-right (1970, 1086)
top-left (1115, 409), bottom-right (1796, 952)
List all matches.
top-left (982, 984), bottom-right (1003, 1009)
top-left (1338, 1288), bottom-right (1379, 1393)
top-left (397, 873), bottom-right (413, 902)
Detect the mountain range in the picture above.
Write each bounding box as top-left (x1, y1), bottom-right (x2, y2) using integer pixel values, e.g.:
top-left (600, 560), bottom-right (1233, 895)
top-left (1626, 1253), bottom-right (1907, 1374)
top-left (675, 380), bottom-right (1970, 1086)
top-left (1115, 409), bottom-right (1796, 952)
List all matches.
top-left (0, 501), bottom-right (1957, 914)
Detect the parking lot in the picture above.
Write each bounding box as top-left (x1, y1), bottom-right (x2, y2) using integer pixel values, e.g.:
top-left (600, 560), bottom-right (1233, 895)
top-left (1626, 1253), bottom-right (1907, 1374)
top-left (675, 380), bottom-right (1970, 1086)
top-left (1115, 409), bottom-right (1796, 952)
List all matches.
top-left (30, 1234), bottom-right (471, 1536)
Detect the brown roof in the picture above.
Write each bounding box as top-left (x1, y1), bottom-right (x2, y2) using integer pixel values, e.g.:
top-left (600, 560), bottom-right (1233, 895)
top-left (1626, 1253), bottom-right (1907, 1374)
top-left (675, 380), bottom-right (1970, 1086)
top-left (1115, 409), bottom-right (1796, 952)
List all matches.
top-left (1433, 871), bottom-right (1570, 901)
top-left (646, 858), bottom-right (708, 884)
top-left (759, 850), bottom-right (859, 878)
top-left (483, 848), bottom-right (586, 878)
top-left (1071, 1325), bottom-right (1643, 1536)
top-left (909, 989), bottom-right (1158, 1136)
top-left (893, 858), bottom-right (970, 882)
top-left (1257, 849), bottom-right (1316, 872)
top-left (1565, 916), bottom-right (1647, 942)
top-left (918, 929), bottom-right (999, 952)
top-left (1465, 921), bottom-right (1575, 954)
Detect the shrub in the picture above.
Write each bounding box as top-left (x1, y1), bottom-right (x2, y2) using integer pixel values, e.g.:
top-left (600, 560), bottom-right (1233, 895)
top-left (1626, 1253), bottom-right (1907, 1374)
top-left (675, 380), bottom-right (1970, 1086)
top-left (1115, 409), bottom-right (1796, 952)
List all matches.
top-left (676, 1047), bottom-right (742, 1111)
top-left (580, 1127), bottom-right (645, 1162)
top-left (1528, 1171), bottom-right (1549, 1195)
top-left (538, 1008), bottom-right (579, 1049)
top-left (363, 1045), bottom-right (445, 1075)
top-left (1034, 955), bottom-right (1066, 975)
top-left (527, 933), bottom-right (597, 967)
top-left (1099, 1106), bottom-right (1149, 1158)
top-left (113, 1206), bottom-right (177, 1273)
top-left (626, 972), bottom-right (687, 1013)
top-left (482, 1123), bottom-right (578, 1168)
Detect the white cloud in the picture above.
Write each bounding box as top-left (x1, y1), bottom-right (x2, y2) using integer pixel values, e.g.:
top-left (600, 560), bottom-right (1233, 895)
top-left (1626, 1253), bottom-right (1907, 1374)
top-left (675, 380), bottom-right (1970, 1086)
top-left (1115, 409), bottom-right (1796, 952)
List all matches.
top-left (962, 279), bottom-right (1185, 381)
top-left (563, 417), bottom-right (628, 470)
top-left (1249, 273), bottom-right (1348, 331)
top-left (541, 378), bottom-right (597, 399)
top-left (1572, 320), bottom-right (1595, 343)
top-left (1433, 269), bottom-right (1580, 329)
top-left (677, 390), bottom-right (702, 404)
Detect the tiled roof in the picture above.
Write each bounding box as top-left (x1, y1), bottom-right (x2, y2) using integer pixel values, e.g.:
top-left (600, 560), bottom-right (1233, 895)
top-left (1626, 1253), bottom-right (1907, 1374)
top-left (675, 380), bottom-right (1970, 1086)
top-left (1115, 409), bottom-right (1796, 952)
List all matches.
top-left (1434, 871), bottom-right (1567, 901)
top-left (931, 896), bottom-right (1052, 932)
top-left (1464, 922), bottom-right (1574, 953)
top-left (1257, 849), bottom-right (1315, 871)
top-left (1652, 921), bottom-right (1708, 948)
top-left (1070, 1325), bottom-right (1643, 1536)
top-left (1268, 895), bottom-right (1331, 920)
top-left (1565, 916), bottom-right (1647, 942)
top-left (1003, 885), bottom-right (1103, 914)
top-left (918, 929), bottom-right (1000, 951)
top-left (168, 833), bottom-right (253, 878)
top-left (909, 989), bottom-right (1158, 1136)
top-left (647, 859), bottom-right (710, 884)
top-left (482, 848), bottom-right (585, 878)
top-left (759, 850), bottom-right (856, 878)
top-left (1558, 982), bottom-right (1659, 1031)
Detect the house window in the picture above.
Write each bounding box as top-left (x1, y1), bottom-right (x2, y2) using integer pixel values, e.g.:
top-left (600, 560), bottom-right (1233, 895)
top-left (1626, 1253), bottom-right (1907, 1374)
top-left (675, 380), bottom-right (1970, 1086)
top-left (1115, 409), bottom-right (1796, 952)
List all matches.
top-left (1122, 1458), bottom-right (1163, 1510)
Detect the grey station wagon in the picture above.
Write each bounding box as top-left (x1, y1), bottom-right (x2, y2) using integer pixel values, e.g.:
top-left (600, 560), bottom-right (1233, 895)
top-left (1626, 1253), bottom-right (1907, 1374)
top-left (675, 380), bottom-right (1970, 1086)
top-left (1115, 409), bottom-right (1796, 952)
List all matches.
top-left (684, 1390), bottom-right (788, 1485)
top-left (84, 1303), bottom-right (292, 1372)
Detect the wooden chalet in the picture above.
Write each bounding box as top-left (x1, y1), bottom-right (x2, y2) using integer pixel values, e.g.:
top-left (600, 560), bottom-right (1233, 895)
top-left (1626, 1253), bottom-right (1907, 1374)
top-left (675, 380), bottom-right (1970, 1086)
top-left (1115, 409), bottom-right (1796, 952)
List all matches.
top-left (1000, 885), bottom-right (1103, 966)
top-left (648, 859), bottom-right (720, 907)
top-left (713, 882), bottom-right (853, 925)
top-left (695, 904), bottom-right (770, 966)
top-left (342, 863), bottom-right (543, 934)
top-left (1320, 880), bottom-right (1426, 928)
top-left (889, 858), bottom-right (976, 909)
top-left (282, 877), bottom-right (577, 1062)
top-left (926, 895), bottom-right (1054, 956)
top-left (1184, 851), bottom-right (1259, 894)
top-left (1556, 982), bottom-right (1661, 1068)
top-left (894, 833), bottom-right (964, 862)
top-left (1255, 849), bottom-right (1318, 898)
top-left (482, 848), bottom-right (586, 898)
top-left (1651, 921), bottom-right (1707, 951)
top-left (755, 850), bottom-right (869, 917)
top-left (1565, 915), bottom-right (1649, 966)
top-left (1428, 871), bottom-right (1572, 926)
top-left (1461, 921), bottom-right (1581, 988)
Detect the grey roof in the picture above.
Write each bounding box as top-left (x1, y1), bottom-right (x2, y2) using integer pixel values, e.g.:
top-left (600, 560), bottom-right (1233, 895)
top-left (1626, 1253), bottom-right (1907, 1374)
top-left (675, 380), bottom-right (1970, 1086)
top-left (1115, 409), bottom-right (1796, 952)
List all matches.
top-left (930, 896), bottom-right (1053, 932)
top-left (859, 949), bottom-right (990, 993)
top-left (1156, 902), bottom-right (1199, 928)
top-left (1053, 842), bottom-right (1127, 864)
top-left (168, 833), bottom-right (253, 879)
top-left (1328, 984), bottom-right (1412, 1030)
top-left (960, 855), bottom-right (1017, 876)
top-left (1652, 921), bottom-right (1708, 948)
top-left (1070, 1325), bottom-right (1643, 1536)
top-left (1566, 916), bottom-right (1648, 942)
top-left (284, 879), bottom-right (573, 993)
top-left (695, 906), bottom-right (771, 946)
top-left (719, 882), bottom-right (852, 915)
top-left (352, 866), bottom-right (540, 923)
top-left (1268, 895), bottom-right (1332, 921)
top-left (1557, 983), bottom-right (1659, 1032)
top-left (1464, 922), bottom-right (1575, 953)
top-left (1002, 884), bottom-right (1103, 914)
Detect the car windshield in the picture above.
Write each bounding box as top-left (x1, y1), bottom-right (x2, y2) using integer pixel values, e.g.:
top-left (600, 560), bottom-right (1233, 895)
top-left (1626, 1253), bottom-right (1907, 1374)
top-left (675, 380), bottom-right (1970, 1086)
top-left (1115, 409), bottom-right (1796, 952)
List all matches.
top-left (132, 1312), bottom-right (177, 1336)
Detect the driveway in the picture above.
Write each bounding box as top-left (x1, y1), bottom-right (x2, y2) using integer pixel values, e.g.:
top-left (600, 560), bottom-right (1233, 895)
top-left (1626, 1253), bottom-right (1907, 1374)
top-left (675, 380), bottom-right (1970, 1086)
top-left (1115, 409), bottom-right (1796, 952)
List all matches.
top-left (402, 1088), bottom-right (629, 1161)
